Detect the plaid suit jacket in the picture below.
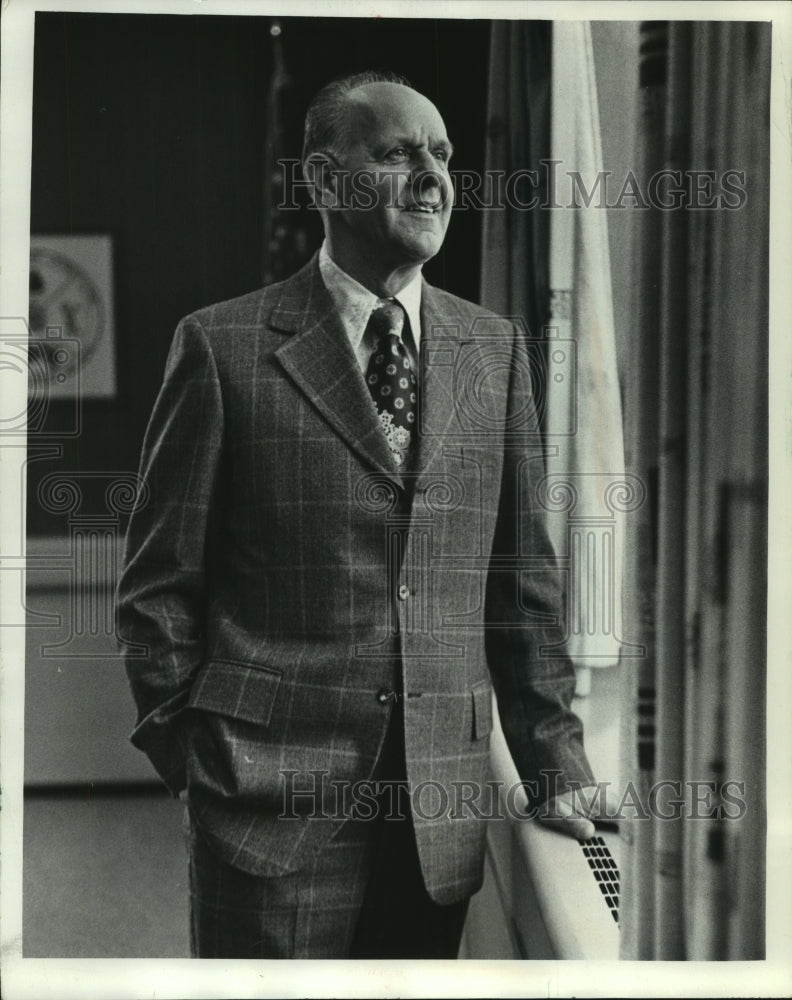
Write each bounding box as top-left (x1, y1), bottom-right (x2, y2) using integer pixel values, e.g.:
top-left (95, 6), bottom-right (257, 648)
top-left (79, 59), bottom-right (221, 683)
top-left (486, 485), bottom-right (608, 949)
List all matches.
top-left (118, 253), bottom-right (594, 905)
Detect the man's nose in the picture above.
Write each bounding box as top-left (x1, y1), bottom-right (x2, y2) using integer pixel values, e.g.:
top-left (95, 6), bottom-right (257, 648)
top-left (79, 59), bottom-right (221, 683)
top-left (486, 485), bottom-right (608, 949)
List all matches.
top-left (408, 154), bottom-right (448, 205)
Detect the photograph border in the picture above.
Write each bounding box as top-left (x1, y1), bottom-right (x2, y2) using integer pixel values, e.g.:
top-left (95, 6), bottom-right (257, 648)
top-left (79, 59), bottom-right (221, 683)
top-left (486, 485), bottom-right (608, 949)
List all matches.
top-left (1, 1), bottom-right (790, 997)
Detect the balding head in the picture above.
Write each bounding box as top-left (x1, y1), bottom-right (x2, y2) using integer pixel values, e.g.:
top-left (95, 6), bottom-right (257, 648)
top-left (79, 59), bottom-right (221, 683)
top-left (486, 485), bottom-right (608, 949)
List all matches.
top-left (340, 81), bottom-right (449, 163)
top-left (302, 70), bottom-right (413, 165)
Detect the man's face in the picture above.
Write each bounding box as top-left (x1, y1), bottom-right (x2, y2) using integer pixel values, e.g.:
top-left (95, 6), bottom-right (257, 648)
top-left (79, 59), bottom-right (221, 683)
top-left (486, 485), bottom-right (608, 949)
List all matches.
top-left (328, 83), bottom-right (453, 271)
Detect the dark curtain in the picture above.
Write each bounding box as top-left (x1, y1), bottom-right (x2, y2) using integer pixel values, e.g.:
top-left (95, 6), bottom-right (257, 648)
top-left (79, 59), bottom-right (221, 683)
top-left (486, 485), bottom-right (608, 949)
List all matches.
top-left (618, 20), bottom-right (769, 960)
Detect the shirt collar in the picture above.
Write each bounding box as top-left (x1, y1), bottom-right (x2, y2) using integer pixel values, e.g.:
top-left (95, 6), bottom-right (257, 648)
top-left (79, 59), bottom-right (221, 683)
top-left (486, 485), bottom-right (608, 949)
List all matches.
top-left (318, 241), bottom-right (422, 354)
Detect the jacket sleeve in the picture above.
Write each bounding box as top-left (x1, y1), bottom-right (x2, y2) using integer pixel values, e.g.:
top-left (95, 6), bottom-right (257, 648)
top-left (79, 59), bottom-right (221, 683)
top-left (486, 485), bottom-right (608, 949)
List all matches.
top-left (116, 317), bottom-right (224, 796)
top-left (484, 324), bottom-right (596, 807)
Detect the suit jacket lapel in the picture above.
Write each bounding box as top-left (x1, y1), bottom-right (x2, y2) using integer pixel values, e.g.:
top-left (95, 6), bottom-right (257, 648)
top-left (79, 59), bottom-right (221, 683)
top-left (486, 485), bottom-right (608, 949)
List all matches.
top-left (272, 255), bottom-right (404, 487)
top-left (413, 281), bottom-right (459, 476)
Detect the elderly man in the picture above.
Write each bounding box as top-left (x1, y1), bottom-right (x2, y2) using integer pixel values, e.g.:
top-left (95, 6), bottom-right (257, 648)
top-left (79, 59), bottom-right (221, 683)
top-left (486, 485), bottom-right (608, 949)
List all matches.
top-left (118, 71), bottom-right (597, 960)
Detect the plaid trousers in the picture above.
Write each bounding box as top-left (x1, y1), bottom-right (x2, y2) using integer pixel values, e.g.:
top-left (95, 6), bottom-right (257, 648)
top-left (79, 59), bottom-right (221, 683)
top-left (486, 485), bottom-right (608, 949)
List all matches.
top-left (186, 702), bottom-right (469, 959)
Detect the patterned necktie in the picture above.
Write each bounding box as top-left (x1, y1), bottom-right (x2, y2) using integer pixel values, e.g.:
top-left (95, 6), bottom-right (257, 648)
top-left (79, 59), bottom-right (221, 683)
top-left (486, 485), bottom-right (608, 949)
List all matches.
top-left (364, 299), bottom-right (417, 467)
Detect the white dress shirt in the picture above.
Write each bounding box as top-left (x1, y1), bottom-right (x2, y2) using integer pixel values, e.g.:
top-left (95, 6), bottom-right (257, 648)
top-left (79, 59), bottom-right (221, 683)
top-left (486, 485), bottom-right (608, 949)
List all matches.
top-left (317, 241), bottom-right (422, 375)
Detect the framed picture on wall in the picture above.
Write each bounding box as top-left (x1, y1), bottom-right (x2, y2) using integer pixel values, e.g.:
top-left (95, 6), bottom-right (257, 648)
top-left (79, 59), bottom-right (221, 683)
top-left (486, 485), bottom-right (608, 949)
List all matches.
top-left (28, 234), bottom-right (117, 399)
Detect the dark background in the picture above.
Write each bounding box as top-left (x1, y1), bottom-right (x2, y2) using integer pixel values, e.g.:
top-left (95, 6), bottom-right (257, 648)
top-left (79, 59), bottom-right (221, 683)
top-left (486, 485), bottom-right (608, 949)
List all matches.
top-left (28, 11), bottom-right (490, 534)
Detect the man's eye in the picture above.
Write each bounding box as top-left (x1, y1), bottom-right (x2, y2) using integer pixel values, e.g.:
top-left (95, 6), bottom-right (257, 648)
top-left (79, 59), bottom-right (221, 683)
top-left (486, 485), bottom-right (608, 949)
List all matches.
top-left (434, 150), bottom-right (448, 162)
top-left (384, 147), bottom-right (409, 161)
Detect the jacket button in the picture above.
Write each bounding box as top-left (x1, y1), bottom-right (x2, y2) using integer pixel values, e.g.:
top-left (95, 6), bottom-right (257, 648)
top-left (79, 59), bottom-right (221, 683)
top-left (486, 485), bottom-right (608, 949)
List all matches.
top-left (376, 689), bottom-right (393, 704)
top-left (397, 584), bottom-right (410, 600)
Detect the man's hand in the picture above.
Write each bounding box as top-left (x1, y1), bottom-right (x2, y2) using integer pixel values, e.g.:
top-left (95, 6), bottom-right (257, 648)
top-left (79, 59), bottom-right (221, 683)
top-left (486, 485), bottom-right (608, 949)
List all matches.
top-left (536, 785), bottom-right (620, 842)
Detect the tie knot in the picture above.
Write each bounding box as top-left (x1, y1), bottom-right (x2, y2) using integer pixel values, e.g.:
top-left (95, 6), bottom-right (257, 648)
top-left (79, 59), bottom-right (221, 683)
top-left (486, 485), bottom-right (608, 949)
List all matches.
top-left (368, 298), bottom-right (406, 341)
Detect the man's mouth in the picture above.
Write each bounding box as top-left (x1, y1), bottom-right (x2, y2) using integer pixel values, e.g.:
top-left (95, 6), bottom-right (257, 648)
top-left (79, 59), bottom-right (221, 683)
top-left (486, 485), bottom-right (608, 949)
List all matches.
top-left (403, 204), bottom-right (439, 214)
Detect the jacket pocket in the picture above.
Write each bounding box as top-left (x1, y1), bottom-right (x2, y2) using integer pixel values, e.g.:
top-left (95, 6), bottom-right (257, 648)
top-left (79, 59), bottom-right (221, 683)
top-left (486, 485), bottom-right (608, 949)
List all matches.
top-left (471, 679), bottom-right (493, 740)
top-left (188, 658), bottom-right (282, 727)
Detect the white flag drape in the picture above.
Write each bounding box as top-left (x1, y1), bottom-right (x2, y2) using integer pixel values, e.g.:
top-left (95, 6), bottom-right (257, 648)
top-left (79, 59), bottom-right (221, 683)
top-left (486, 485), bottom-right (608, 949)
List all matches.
top-left (481, 22), bottom-right (625, 695)
top-left (545, 23), bottom-right (625, 689)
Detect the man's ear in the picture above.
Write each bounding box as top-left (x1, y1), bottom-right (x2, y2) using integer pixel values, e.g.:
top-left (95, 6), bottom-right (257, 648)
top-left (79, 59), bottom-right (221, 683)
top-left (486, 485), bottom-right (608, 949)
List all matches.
top-left (304, 153), bottom-right (342, 211)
